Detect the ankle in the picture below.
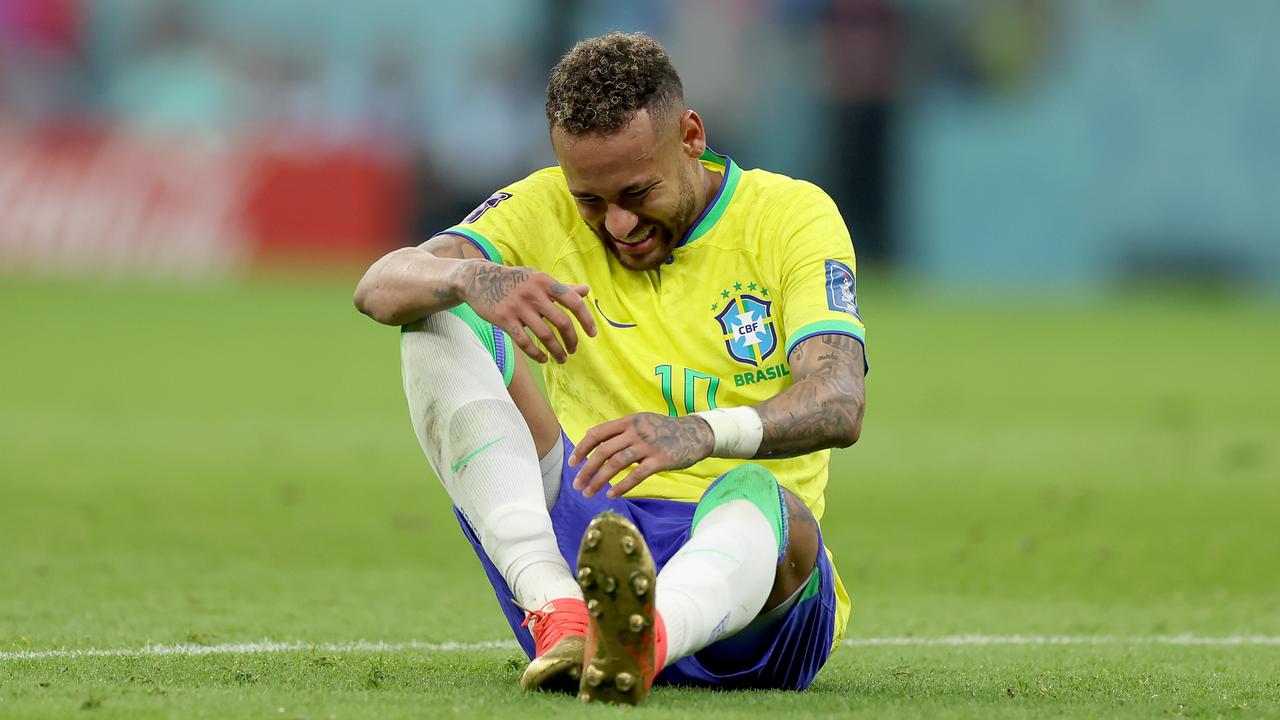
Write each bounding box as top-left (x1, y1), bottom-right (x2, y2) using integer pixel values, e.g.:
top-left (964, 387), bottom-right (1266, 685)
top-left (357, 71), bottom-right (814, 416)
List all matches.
top-left (654, 610), bottom-right (669, 672)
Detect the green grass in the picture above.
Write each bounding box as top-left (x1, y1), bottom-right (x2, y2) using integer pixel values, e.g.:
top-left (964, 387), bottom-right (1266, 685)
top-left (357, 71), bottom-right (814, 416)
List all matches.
top-left (1, 273), bottom-right (1278, 718)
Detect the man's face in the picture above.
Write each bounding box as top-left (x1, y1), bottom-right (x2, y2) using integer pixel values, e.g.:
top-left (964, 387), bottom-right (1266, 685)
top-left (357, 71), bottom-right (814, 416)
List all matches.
top-left (551, 109), bottom-right (701, 271)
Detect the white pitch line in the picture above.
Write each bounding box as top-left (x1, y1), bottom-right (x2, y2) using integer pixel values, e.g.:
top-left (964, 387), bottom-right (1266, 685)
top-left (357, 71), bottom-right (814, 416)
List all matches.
top-left (0, 639), bottom-right (520, 661)
top-left (841, 634), bottom-right (1280, 647)
top-left (2, 635), bottom-right (1278, 661)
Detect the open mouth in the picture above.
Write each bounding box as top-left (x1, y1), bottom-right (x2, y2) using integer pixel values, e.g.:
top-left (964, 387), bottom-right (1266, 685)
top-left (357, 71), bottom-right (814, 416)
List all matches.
top-left (614, 228), bottom-right (657, 255)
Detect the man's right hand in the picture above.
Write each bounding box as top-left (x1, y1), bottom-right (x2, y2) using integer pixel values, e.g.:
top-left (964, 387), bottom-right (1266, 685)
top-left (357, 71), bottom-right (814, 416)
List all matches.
top-left (452, 259), bottom-right (596, 364)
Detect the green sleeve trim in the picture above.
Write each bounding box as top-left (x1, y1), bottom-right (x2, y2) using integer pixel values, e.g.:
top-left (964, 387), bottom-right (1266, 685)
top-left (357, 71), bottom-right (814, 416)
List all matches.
top-left (438, 226), bottom-right (505, 265)
top-left (784, 319), bottom-right (866, 357)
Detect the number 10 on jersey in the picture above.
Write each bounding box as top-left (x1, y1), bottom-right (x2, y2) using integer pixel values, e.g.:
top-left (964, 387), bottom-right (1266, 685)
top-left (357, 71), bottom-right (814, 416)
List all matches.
top-left (655, 365), bottom-right (721, 417)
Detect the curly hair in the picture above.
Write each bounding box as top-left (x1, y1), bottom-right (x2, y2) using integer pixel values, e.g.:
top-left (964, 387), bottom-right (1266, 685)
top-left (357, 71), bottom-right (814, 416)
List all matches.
top-left (546, 32), bottom-right (684, 136)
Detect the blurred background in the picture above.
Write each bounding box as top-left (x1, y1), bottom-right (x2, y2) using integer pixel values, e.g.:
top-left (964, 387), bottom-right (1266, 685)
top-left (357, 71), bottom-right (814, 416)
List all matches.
top-left (3, 0), bottom-right (1278, 286)
top-left (3, 0), bottom-right (1279, 687)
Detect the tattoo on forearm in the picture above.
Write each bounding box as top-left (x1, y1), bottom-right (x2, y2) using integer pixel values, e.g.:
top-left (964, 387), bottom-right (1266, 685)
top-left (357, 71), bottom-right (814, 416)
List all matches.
top-left (421, 234), bottom-right (486, 306)
top-left (756, 334), bottom-right (865, 458)
top-left (632, 414), bottom-right (712, 468)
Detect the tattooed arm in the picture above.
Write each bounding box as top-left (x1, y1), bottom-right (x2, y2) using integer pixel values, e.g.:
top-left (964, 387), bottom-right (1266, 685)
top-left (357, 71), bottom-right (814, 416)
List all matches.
top-left (353, 234), bottom-right (597, 363)
top-left (570, 333), bottom-right (864, 498)
top-left (569, 412), bottom-right (715, 499)
top-left (754, 333), bottom-right (865, 458)
top-left (354, 233), bottom-right (482, 325)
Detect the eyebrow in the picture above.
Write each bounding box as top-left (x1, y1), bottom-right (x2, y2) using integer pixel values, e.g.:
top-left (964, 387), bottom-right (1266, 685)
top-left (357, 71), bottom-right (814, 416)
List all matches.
top-left (570, 178), bottom-right (660, 199)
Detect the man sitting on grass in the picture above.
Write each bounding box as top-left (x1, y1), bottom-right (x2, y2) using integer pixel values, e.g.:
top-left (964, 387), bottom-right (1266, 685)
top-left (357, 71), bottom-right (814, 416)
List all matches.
top-left (355, 31), bottom-right (867, 704)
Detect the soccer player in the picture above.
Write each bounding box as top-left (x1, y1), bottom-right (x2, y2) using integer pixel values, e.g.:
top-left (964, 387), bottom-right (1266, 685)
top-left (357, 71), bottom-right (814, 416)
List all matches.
top-left (354, 32), bottom-right (866, 704)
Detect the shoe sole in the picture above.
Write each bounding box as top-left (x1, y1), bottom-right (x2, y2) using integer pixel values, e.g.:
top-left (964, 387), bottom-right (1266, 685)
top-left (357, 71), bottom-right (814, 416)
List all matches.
top-left (575, 511), bottom-right (657, 705)
top-left (519, 635), bottom-right (584, 693)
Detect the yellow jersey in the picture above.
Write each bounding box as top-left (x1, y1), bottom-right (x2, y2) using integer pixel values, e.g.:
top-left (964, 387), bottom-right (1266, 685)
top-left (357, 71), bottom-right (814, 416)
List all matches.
top-left (437, 149), bottom-right (865, 646)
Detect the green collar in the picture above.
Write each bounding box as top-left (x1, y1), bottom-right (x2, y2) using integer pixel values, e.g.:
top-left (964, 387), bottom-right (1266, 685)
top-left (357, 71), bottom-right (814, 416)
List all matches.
top-left (676, 148), bottom-right (742, 248)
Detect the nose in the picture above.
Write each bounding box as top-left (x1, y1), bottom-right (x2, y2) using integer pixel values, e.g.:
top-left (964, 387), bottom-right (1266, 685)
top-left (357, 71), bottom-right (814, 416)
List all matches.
top-left (604, 204), bottom-right (639, 240)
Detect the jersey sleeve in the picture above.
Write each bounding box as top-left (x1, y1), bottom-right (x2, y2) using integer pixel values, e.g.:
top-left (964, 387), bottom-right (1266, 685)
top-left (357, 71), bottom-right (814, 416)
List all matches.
top-left (768, 184), bottom-right (868, 367)
top-left (430, 167), bottom-right (577, 271)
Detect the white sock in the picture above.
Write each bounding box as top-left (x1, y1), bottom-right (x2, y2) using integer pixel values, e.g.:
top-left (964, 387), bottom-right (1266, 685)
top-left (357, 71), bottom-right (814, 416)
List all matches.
top-left (538, 434), bottom-right (564, 511)
top-left (655, 499), bottom-right (777, 663)
top-left (401, 312), bottom-right (581, 609)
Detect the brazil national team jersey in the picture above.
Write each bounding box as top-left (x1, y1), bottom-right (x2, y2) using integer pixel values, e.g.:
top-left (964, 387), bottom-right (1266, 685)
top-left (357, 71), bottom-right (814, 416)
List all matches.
top-left (436, 149), bottom-right (865, 646)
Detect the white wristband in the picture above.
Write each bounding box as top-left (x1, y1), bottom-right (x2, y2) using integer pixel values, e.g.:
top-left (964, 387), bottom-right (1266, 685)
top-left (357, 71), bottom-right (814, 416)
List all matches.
top-left (693, 407), bottom-right (763, 459)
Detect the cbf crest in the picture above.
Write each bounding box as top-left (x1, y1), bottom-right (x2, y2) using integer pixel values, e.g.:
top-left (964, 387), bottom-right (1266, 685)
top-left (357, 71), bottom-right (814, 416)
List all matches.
top-left (711, 282), bottom-right (777, 367)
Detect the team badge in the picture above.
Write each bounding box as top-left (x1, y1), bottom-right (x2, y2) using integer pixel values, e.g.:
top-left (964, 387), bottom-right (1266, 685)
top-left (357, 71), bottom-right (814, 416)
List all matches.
top-left (712, 283), bottom-right (777, 367)
top-left (825, 259), bottom-right (860, 318)
top-left (463, 191), bottom-right (512, 223)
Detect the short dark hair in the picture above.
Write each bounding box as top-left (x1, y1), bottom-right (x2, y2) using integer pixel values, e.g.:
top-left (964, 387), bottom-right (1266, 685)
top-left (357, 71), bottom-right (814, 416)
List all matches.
top-left (546, 32), bottom-right (684, 136)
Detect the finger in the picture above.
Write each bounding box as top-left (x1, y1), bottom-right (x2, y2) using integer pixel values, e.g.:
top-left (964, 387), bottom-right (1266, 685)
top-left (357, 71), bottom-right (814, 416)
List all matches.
top-left (607, 459), bottom-right (663, 499)
top-left (553, 285), bottom-right (597, 338)
top-left (502, 320), bottom-right (548, 363)
top-left (574, 431), bottom-right (630, 491)
top-left (538, 300), bottom-right (579, 355)
top-left (569, 419), bottom-right (626, 468)
top-left (520, 310), bottom-right (568, 364)
top-left (574, 432), bottom-right (633, 493)
top-left (586, 440), bottom-right (645, 497)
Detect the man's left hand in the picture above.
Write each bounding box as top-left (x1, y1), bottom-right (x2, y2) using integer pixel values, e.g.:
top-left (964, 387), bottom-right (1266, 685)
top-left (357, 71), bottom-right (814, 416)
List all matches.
top-left (569, 413), bottom-right (714, 499)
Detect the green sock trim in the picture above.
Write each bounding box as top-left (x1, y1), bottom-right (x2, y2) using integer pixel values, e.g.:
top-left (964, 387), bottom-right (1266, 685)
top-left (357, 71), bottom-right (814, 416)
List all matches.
top-left (400, 307), bottom-right (514, 387)
top-left (442, 304), bottom-right (515, 387)
top-left (690, 464), bottom-right (786, 555)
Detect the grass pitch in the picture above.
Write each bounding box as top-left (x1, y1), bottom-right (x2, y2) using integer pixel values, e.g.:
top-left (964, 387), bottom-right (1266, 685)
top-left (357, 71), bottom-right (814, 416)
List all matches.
top-left (1, 272), bottom-right (1277, 718)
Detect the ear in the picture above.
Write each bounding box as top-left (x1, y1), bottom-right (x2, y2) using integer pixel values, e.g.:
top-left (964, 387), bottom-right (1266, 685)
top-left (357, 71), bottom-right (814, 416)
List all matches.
top-left (679, 110), bottom-right (707, 159)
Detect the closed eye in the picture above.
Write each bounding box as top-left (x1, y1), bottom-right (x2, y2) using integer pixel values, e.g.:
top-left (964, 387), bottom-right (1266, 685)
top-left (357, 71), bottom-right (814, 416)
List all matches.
top-left (625, 184), bottom-right (658, 198)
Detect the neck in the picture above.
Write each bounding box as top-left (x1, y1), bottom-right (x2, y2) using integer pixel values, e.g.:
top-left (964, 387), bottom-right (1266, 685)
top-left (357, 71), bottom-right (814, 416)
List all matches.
top-left (697, 159), bottom-right (722, 215)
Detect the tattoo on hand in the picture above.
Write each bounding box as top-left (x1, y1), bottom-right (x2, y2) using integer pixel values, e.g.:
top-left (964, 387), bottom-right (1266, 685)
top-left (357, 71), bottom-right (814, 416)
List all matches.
top-left (632, 414), bottom-right (712, 467)
top-left (465, 263), bottom-right (530, 308)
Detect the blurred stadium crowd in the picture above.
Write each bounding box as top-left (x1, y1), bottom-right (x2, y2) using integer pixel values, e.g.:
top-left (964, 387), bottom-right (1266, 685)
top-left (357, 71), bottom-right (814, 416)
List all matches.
top-left (1, 0), bottom-right (1276, 287)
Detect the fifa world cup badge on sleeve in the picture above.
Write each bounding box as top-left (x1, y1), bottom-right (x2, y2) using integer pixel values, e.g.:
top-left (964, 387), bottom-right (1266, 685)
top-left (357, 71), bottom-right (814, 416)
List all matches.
top-left (824, 259), bottom-right (861, 319)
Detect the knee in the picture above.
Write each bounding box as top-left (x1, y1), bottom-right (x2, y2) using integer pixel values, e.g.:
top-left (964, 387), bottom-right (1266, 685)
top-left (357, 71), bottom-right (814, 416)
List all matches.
top-left (693, 464), bottom-right (787, 558)
top-left (700, 465), bottom-right (780, 507)
top-left (766, 489), bottom-right (820, 609)
top-left (778, 489), bottom-right (819, 571)
top-left (398, 315), bottom-right (458, 378)
top-left (693, 467), bottom-right (820, 609)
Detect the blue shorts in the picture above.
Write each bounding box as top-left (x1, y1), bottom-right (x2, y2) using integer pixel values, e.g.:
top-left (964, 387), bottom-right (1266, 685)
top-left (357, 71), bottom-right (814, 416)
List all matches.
top-left (454, 435), bottom-right (837, 690)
